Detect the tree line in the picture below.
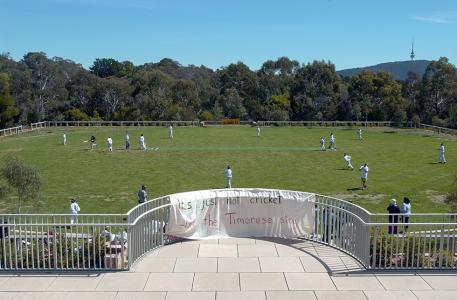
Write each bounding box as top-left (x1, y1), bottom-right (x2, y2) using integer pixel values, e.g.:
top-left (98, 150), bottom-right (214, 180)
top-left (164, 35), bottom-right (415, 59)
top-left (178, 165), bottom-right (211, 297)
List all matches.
top-left (1, 52), bottom-right (457, 129)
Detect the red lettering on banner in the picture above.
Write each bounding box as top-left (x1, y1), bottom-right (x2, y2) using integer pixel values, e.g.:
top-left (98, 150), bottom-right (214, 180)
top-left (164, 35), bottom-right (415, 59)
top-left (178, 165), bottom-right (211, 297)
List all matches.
top-left (203, 214), bottom-right (218, 227)
top-left (180, 221), bottom-right (195, 229)
top-left (225, 212), bottom-right (278, 225)
top-left (280, 216), bottom-right (297, 225)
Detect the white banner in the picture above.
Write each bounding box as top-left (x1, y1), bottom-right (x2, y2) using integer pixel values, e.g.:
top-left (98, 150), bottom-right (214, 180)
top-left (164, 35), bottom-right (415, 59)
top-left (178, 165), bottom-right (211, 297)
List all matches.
top-left (166, 189), bottom-right (315, 239)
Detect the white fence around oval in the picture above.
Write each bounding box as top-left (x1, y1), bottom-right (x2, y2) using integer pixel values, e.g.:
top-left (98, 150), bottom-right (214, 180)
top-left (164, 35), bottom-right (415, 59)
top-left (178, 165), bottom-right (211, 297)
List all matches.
top-left (0, 126), bottom-right (24, 137)
top-left (21, 120), bottom-right (457, 138)
top-left (30, 120), bottom-right (394, 128)
top-left (0, 189), bottom-right (456, 271)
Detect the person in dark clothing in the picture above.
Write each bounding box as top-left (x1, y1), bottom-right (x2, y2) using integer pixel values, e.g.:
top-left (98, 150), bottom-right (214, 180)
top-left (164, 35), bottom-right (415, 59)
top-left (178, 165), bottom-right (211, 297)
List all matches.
top-left (90, 135), bottom-right (96, 150)
top-left (387, 199), bottom-right (401, 234)
top-left (322, 207), bottom-right (334, 243)
top-left (138, 185), bottom-right (147, 204)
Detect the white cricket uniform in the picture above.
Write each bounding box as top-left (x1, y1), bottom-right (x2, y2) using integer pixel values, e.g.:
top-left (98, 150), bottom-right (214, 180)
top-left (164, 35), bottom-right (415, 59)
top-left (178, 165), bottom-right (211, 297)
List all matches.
top-left (256, 127), bottom-right (261, 137)
top-left (168, 126), bottom-right (173, 138)
top-left (125, 133), bottom-right (130, 149)
top-left (63, 133), bottom-right (67, 145)
top-left (107, 138), bottom-right (113, 151)
top-left (139, 136), bottom-right (146, 150)
top-left (360, 165), bottom-right (369, 189)
top-left (358, 129), bottom-right (362, 140)
top-left (225, 169), bottom-right (232, 188)
top-left (344, 155), bottom-right (354, 169)
top-left (70, 202), bottom-right (80, 224)
top-left (320, 138), bottom-right (325, 150)
top-left (440, 145), bottom-right (446, 163)
top-left (360, 165), bottom-right (369, 180)
top-left (108, 138), bottom-right (113, 151)
top-left (329, 135), bottom-right (335, 149)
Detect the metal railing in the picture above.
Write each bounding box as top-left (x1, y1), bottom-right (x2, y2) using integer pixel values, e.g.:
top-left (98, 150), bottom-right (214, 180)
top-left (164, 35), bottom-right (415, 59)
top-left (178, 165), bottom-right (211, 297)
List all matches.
top-left (0, 125), bottom-right (24, 137)
top-left (0, 190), bottom-right (456, 271)
top-left (0, 214), bottom-right (128, 271)
top-left (0, 214), bottom-right (127, 226)
top-left (312, 194), bottom-right (372, 267)
top-left (312, 196), bottom-right (457, 270)
top-left (126, 196), bottom-right (170, 224)
top-left (128, 202), bottom-right (171, 266)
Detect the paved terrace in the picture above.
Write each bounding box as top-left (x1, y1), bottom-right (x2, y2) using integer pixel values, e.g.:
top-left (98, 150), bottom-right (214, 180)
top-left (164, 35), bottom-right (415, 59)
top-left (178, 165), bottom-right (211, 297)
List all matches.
top-left (0, 238), bottom-right (456, 300)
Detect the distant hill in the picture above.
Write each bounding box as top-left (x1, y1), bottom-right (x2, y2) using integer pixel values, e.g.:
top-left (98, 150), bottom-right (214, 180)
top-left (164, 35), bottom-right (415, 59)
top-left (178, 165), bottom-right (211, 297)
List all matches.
top-left (337, 60), bottom-right (431, 81)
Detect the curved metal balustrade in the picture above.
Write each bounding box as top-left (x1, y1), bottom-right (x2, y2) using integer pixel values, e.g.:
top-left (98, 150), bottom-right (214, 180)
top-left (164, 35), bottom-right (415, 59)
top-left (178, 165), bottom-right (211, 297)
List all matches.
top-left (0, 189), bottom-right (456, 271)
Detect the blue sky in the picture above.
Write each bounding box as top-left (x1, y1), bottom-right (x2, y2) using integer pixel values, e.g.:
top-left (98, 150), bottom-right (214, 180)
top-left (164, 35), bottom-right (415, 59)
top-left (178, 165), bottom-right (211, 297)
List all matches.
top-left (1, 0), bottom-right (457, 70)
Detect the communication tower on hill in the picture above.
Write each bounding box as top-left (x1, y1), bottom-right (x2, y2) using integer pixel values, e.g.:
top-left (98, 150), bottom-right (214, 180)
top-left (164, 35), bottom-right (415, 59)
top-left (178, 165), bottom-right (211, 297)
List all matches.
top-left (410, 40), bottom-right (415, 61)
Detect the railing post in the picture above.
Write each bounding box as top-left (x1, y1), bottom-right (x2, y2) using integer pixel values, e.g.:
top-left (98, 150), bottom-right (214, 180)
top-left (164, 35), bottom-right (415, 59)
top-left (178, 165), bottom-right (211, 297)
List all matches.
top-left (53, 225), bottom-right (58, 269)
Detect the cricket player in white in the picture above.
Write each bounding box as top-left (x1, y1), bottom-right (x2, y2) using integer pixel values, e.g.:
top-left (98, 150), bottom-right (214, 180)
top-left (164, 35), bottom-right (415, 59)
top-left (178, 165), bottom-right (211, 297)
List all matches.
top-left (125, 131), bottom-right (130, 150)
top-left (70, 199), bottom-right (80, 224)
top-left (256, 126), bottom-right (261, 137)
top-left (63, 132), bottom-right (67, 145)
top-left (107, 137), bottom-right (113, 152)
top-left (225, 166), bottom-right (232, 188)
top-left (320, 137), bottom-right (325, 151)
top-left (439, 143), bottom-right (447, 163)
top-left (343, 153), bottom-right (354, 170)
top-left (329, 133), bottom-right (336, 150)
top-left (139, 134), bottom-right (146, 150)
top-left (358, 128), bottom-right (362, 141)
top-left (168, 125), bottom-right (173, 139)
top-left (359, 163), bottom-right (369, 190)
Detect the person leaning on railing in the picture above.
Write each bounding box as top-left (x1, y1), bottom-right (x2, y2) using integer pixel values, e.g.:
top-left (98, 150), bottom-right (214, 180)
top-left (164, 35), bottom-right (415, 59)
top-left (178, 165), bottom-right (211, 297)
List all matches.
top-left (322, 206), bottom-right (334, 243)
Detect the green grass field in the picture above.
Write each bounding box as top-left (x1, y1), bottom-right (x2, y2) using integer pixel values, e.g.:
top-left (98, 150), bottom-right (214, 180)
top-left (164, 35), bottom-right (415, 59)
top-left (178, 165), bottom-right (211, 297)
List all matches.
top-left (0, 126), bottom-right (455, 214)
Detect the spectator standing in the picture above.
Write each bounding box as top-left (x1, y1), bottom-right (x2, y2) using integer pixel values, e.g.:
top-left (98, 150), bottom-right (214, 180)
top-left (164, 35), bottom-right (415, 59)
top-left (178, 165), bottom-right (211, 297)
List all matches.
top-left (402, 197), bottom-right (412, 231)
top-left (387, 199), bottom-right (401, 234)
top-left (322, 207), bottom-right (334, 243)
top-left (138, 185), bottom-right (147, 203)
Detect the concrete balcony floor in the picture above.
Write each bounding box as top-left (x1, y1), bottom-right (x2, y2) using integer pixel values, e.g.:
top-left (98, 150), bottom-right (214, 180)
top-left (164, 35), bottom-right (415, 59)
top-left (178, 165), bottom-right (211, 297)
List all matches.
top-left (0, 237), bottom-right (456, 300)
